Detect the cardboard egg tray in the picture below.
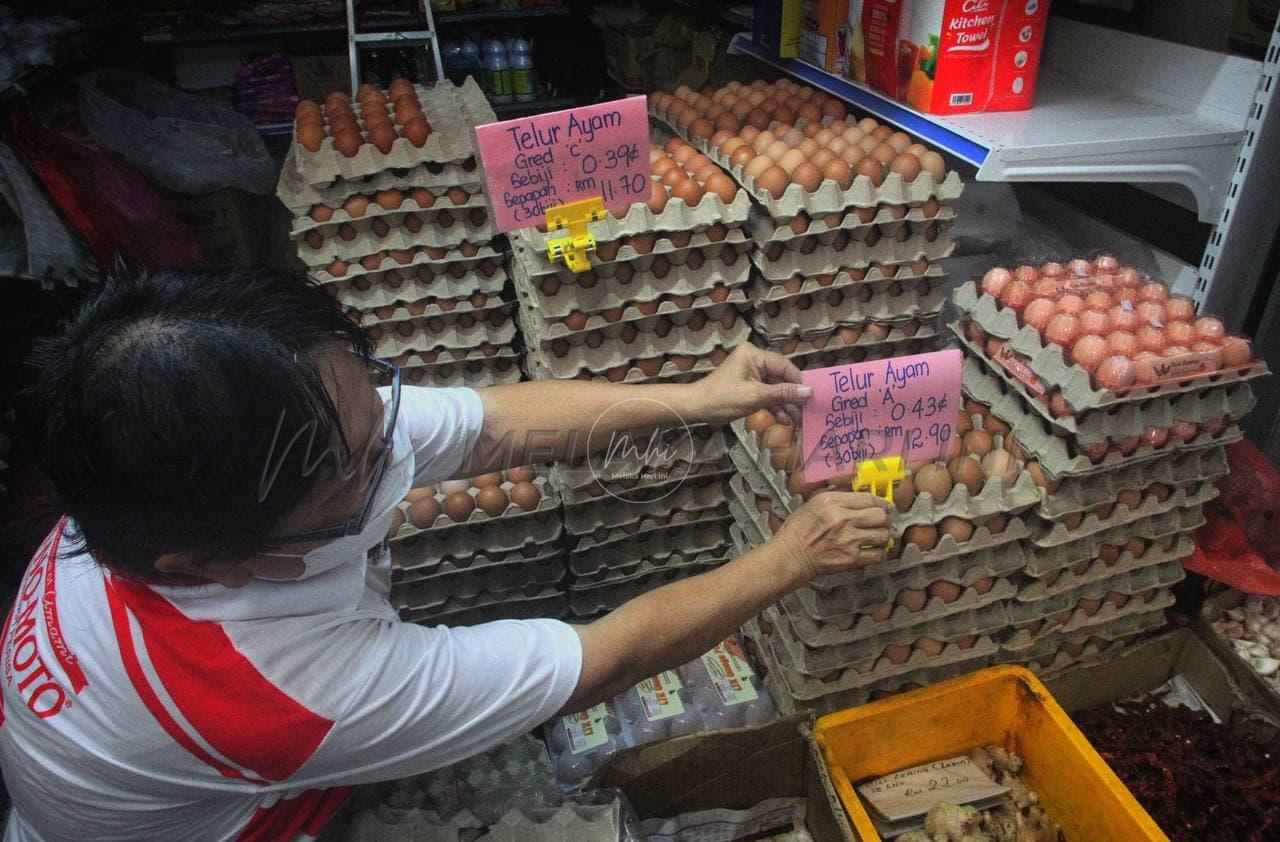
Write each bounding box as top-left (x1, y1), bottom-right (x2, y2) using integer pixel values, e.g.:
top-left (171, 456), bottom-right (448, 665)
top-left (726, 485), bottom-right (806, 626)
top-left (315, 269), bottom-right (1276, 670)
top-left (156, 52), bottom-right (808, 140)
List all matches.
top-left (370, 313), bottom-right (515, 359)
top-left (1013, 537), bottom-right (1193, 603)
top-left (562, 472), bottom-right (732, 535)
top-left (950, 285), bottom-right (1270, 410)
top-left (511, 226), bottom-right (752, 278)
top-left (568, 514), bottom-right (732, 571)
top-left (568, 557), bottom-right (728, 616)
top-left (570, 547), bottom-right (730, 588)
top-left (390, 553), bottom-right (567, 609)
top-left (357, 291), bottom-right (509, 328)
top-left (729, 420), bottom-right (1041, 529)
top-left (391, 541), bottom-right (562, 586)
top-left (785, 337), bottom-right (944, 371)
top-left (965, 358), bottom-right (1244, 479)
top-left (397, 585), bottom-right (569, 627)
top-left (390, 473), bottom-right (560, 540)
top-left (649, 108), bottom-right (965, 217)
top-left (551, 428), bottom-right (731, 494)
top-left (1022, 505), bottom-right (1203, 578)
top-left (518, 307), bottom-right (751, 379)
top-left (556, 456), bottom-right (733, 507)
top-left (747, 614), bottom-right (999, 701)
top-left (751, 230), bottom-right (953, 281)
top-left (994, 609), bottom-right (1166, 677)
top-left (750, 260), bottom-right (944, 298)
top-left (765, 321), bottom-right (938, 359)
top-left (727, 443), bottom-right (1032, 572)
top-left (749, 284), bottom-right (946, 341)
top-left (276, 158), bottom-right (484, 215)
top-left (745, 202), bottom-right (958, 246)
top-left (391, 508), bottom-right (563, 566)
top-left (311, 243), bottom-right (503, 285)
top-left (392, 339), bottom-right (519, 369)
top-left (1004, 570), bottom-right (1182, 635)
top-left (1029, 478), bottom-right (1217, 547)
top-left (287, 79), bottom-right (492, 186)
top-left (511, 186), bottom-right (753, 248)
top-left (296, 212), bottom-right (496, 264)
top-left (1035, 451), bottom-right (1227, 522)
top-left (290, 188), bottom-right (489, 237)
top-left (748, 626), bottom-right (994, 716)
top-left (333, 264), bottom-right (507, 311)
top-left (962, 345), bottom-right (1258, 447)
top-left (525, 346), bottom-right (727, 385)
top-left (401, 357), bottom-right (522, 388)
top-left (1002, 596), bottom-right (1174, 661)
top-left (513, 265), bottom-right (750, 330)
top-left (765, 598), bottom-right (1012, 676)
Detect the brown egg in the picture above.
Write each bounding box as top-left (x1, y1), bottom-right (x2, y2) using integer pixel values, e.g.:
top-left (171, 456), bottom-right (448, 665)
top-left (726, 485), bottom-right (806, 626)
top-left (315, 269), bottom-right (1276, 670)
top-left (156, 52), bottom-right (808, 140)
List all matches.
top-left (508, 481), bottom-right (542, 511)
top-left (1026, 460), bottom-right (1060, 493)
top-left (939, 516), bottom-right (973, 544)
top-left (779, 148), bottom-right (808, 175)
top-left (882, 643), bottom-right (913, 665)
top-left (792, 161), bottom-right (823, 193)
top-left (745, 409), bottom-right (776, 436)
top-left (343, 194), bottom-right (371, 217)
top-left (405, 495), bottom-right (440, 528)
top-left (298, 123), bottom-right (326, 152)
top-left (729, 145), bottom-right (756, 169)
top-left (368, 124), bottom-right (397, 153)
top-left (984, 513), bottom-right (1007, 535)
top-left (758, 166), bottom-right (790, 198)
top-left (893, 475), bottom-right (916, 512)
top-left (822, 158), bottom-right (853, 189)
top-left (672, 179), bottom-right (705, 207)
top-left (646, 181), bottom-right (669, 213)
top-left (471, 472), bottom-right (503, 488)
top-left (981, 450), bottom-right (1019, 487)
top-left (962, 429), bottom-right (994, 457)
top-left (866, 602), bottom-right (893, 623)
top-left (912, 462), bottom-right (952, 502)
top-left (761, 423), bottom-right (794, 453)
top-left (403, 117), bottom-right (431, 147)
top-left (890, 153), bottom-right (922, 181)
top-left (505, 466), bottom-right (536, 483)
top-left (854, 156), bottom-right (885, 185)
top-left (920, 151), bottom-right (947, 181)
top-left (915, 636), bottom-right (945, 657)
top-left (705, 172), bottom-right (737, 204)
top-left (895, 587), bottom-right (927, 613)
top-left (443, 490), bottom-right (475, 522)
top-left (475, 485), bottom-right (508, 518)
top-left (948, 456), bottom-right (984, 496)
top-left (744, 154), bottom-right (775, 180)
top-left (927, 580), bottom-right (963, 604)
top-left (904, 524), bottom-right (938, 551)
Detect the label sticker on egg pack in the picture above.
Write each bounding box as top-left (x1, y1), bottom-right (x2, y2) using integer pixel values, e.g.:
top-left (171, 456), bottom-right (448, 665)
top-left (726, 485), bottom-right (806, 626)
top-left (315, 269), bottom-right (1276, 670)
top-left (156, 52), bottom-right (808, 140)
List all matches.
top-left (636, 671), bottom-right (687, 721)
top-left (699, 639), bottom-right (760, 706)
top-left (563, 703), bottom-right (612, 754)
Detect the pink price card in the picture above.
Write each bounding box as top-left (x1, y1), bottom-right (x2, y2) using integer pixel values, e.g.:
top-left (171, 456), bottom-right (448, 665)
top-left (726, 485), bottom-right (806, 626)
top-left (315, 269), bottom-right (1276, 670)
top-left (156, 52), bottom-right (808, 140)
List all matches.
top-left (473, 96), bottom-right (651, 233)
top-left (800, 349), bottom-right (963, 484)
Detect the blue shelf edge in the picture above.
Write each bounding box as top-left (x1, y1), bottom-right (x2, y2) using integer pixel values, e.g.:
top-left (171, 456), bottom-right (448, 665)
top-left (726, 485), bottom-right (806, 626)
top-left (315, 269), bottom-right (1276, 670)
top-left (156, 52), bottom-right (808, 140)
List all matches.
top-left (728, 34), bottom-right (990, 168)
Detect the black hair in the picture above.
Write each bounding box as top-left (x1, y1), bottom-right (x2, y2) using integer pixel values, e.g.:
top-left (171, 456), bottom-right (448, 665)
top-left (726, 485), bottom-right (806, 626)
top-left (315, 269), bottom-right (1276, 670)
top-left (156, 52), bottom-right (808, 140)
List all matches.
top-left (20, 267), bottom-right (372, 577)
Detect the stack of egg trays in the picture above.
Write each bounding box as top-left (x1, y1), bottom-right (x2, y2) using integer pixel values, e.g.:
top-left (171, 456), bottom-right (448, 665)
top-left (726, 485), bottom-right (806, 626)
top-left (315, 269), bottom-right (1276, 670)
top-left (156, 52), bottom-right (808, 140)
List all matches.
top-left (510, 179), bottom-right (753, 385)
top-left (959, 349), bottom-right (1230, 677)
top-left (388, 469), bottom-right (568, 626)
top-left (276, 80), bottom-right (520, 389)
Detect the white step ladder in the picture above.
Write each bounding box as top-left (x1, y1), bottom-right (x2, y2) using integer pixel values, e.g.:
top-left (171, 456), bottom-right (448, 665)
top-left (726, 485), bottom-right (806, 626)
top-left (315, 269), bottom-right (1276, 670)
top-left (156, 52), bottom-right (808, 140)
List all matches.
top-left (345, 0), bottom-right (445, 94)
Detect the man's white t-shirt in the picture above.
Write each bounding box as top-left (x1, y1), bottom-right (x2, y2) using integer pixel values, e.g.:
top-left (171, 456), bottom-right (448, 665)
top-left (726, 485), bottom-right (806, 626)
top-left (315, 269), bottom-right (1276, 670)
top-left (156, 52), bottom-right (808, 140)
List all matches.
top-left (0, 386), bottom-right (583, 841)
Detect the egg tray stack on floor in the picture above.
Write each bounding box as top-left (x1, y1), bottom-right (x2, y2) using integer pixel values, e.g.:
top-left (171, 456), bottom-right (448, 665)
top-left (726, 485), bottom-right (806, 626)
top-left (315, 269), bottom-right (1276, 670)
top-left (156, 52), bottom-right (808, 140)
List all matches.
top-left (508, 145), bottom-right (755, 619)
top-left (649, 80), bottom-right (962, 369)
top-left (276, 78), bottom-right (520, 390)
top-left (386, 466), bottom-right (567, 627)
top-left (727, 406), bottom-right (1042, 715)
top-left (954, 256), bottom-right (1269, 677)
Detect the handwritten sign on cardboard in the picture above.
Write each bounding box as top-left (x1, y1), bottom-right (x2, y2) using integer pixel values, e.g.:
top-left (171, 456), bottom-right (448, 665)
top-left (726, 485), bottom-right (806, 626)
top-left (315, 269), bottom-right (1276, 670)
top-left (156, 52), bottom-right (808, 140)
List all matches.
top-left (474, 96), bottom-right (650, 232)
top-left (801, 349), bottom-right (963, 484)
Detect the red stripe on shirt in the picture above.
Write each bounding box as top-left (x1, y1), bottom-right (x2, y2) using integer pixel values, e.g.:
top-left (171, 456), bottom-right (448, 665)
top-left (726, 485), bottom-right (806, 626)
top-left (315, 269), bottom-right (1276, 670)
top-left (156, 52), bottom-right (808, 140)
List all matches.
top-left (107, 577), bottom-right (335, 783)
top-left (40, 521), bottom-right (89, 694)
top-left (238, 786), bottom-right (355, 842)
top-left (104, 579), bottom-right (263, 784)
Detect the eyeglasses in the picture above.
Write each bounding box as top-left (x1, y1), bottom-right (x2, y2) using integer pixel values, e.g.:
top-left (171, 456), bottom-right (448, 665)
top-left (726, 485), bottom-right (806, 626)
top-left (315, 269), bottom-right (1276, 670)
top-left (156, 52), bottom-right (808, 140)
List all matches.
top-left (266, 354), bottom-right (402, 546)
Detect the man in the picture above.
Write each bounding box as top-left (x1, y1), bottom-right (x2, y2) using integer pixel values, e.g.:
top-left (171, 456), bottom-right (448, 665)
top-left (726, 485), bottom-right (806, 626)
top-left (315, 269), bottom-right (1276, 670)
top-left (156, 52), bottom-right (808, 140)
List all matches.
top-left (3, 268), bottom-right (890, 840)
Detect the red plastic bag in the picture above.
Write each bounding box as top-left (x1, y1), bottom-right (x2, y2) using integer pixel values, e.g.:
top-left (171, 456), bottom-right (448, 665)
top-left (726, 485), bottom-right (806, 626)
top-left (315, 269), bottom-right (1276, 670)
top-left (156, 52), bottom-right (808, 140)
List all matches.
top-left (1184, 440), bottom-right (1280, 595)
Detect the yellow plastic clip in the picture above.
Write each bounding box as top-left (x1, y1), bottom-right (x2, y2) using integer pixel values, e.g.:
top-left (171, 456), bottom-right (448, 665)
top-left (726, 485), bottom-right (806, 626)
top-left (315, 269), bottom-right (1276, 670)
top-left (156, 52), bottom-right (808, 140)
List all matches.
top-left (853, 457), bottom-right (905, 553)
top-left (545, 196), bottom-right (607, 273)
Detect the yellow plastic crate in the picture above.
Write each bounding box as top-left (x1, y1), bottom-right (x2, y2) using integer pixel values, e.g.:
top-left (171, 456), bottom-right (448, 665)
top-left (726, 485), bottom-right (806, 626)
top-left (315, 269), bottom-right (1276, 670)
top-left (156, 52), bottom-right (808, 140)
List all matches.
top-left (813, 665), bottom-right (1167, 841)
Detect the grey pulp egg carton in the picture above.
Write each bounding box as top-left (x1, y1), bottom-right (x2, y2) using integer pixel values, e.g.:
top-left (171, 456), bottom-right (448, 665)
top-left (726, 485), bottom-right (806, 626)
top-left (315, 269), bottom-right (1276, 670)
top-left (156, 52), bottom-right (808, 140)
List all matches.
top-left (309, 242), bottom-right (503, 285)
top-left (395, 342), bottom-right (520, 370)
top-left (751, 229), bottom-right (953, 281)
top-left (745, 201), bottom-right (957, 246)
top-left (749, 281), bottom-right (946, 340)
top-left (1011, 537), bottom-right (1193, 602)
top-left (296, 210), bottom-right (495, 264)
top-left (562, 471), bottom-right (732, 534)
top-left (512, 228), bottom-right (754, 281)
top-left (951, 284), bottom-right (1270, 410)
top-left (291, 187), bottom-right (488, 237)
top-left (568, 559), bottom-right (728, 615)
top-left (402, 358), bottom-right (522, 389)
top-left (277, 160), bottom-right (484, 215)
top-left (389, 553), bottom-right (566, 609)
top-left (726, 442), bottom-right (1033, 572)
top-left (357, 291), bottom-right (509, 328)
top-left (1001, 599), bottom-right (1174, 662)
top-left (511, 184), bottom-right (753, 249)
top-left (749, 259), bottom-right (944, 298)
top-left (1021, 505), bottom-right (1203, 577)
top-left (391, 473), bottom-right (561, 539)
top-left (475, 803), bottom-right (624, 842)
top-left (335, 265), bottom-right (508, 311)
top-left (650, 106), bottom-right (965, 217)
top-left (557, 459), bottom-right (733, 508)
top-left (513, 249), bottom-right (751, 320)
top-left (524, 344), bottom-right (728, 385)
top-left (958, 330), bottom-right (1257, 445)
top-left (392, 541), bottom-right (564, 585)
top-left (391, 509), bottom-right (563, 564)
top-left (566, 501), bottom-right (732, 553)
top-left (965, 358), bottom-right (1244, 479)
top-left (567, 510), bottom-right (732, 567)
top-left (285, 79), bottom-right (491, 187)
top-left (1027, 485), bottom-right (1217, 548)
top-left (370, 309), bottom-right (515, 358)
top-left (570, 550), bottom-right (729, 588)
top-left (764, 323), bottom-right (940, 362)
top-left (1003, 571), bottom-right (1181, 634)
top-left (1031, 446), bottom-right (1228, 522)
top-left (765, 598), bottom-right (1012, 675)
top-left (552, 429), bottom-right (732, 497)
top-left (396, 583), bottom-right (568, 627)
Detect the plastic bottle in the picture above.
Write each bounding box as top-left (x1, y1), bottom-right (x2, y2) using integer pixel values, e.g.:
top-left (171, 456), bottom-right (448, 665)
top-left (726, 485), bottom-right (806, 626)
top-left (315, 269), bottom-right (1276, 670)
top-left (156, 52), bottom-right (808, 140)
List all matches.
top-left (460, 37), bottom-right (482, 86)
top-left (509, 41), bottom-right (537, 103)
top-left (481, 39), bottom-right (512, 103)
top-left (440, 40), bottom-right (470, 87)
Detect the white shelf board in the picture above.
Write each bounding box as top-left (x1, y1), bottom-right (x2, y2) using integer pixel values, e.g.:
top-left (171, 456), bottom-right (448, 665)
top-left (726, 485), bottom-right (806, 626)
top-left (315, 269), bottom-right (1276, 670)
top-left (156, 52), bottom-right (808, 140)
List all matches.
top-left (728, 19), bottom-right (1261, 222)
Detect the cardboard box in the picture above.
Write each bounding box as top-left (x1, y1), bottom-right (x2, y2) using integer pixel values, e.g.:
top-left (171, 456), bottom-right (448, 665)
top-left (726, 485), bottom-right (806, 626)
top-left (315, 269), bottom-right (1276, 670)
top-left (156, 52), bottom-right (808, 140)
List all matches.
top-left (604, 23), bottom-right (657, 92)
top-left (754, 0), bottom-right (804, 59)
top-left (587, 716), bottom-right (857, 841)
top-left (171, 188), bottom-right (264, 266)
top-left (1046, 625), bottom-right (1280, 742)
top-left (799, 0), bottom-right (851, 74)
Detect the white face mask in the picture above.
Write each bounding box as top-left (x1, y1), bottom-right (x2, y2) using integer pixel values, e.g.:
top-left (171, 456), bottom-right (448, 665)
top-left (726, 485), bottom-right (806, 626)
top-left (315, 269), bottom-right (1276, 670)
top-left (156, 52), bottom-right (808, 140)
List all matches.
top-left (260, 416), bottom-right (415, 581)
